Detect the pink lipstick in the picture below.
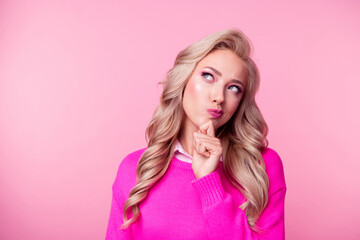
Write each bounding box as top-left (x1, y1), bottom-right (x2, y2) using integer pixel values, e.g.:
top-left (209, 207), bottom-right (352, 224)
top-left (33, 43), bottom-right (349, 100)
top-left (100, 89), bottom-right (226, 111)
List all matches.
top-left (207, 109), bottom-right (223, 119)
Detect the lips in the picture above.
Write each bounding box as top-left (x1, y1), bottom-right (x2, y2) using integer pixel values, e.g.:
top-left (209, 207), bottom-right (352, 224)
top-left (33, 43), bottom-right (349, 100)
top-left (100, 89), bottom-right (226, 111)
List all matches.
top-left (207, 109), bottom-right (223, 119)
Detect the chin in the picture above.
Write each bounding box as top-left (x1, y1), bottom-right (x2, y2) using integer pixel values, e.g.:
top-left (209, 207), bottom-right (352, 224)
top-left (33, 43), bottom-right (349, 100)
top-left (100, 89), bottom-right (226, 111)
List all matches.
top-left (215, 119), bottom-right (227, 128)
top-left (213, 122), bottom-right (221, 130)
top-left (209, 119), bottom-right (221, 130)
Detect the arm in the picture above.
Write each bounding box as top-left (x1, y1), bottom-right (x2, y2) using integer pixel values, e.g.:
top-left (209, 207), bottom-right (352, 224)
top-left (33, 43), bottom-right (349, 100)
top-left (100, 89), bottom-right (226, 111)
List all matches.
top-left (105, 149), bottom-right (145, 240)
top-left (191, 170), bottom-right (286, 240)
top-left (105, 183), bottom-right (133, 240)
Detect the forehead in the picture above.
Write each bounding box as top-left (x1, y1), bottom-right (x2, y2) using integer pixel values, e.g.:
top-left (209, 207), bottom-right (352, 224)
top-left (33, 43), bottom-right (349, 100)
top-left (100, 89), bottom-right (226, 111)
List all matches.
top-left (197, 49), bottom-right (247, 81)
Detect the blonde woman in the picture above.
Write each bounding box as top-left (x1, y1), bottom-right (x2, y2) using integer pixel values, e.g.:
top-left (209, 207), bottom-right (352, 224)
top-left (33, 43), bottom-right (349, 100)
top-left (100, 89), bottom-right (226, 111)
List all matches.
top-left (106, 28), bottom-right (286, 239)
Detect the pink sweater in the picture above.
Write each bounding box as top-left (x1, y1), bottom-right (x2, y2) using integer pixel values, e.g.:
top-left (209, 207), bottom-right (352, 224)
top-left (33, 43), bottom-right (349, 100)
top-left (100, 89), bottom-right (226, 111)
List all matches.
top-left (106, 147), bottom-right (286, 239)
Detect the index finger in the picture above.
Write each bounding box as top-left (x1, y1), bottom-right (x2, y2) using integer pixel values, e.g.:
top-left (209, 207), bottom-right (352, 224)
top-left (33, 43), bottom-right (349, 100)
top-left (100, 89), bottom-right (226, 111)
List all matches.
top-left (199, 120), bottom-right (215, 137)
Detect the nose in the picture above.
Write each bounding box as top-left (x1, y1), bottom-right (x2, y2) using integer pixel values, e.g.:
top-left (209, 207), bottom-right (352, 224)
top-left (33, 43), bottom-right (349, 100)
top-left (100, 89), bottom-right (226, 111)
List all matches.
top-left (211, 84), bottom-right (224, 105)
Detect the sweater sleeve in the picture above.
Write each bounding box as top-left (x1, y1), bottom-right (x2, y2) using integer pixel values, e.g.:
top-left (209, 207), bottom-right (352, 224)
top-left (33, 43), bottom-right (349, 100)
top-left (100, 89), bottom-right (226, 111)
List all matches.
top-left (106, 149), bottom-right (145, 240)
top-left (105, 183), bottom-right (133, 240)
top-left (191, 153), bottom-right (286, 240)
top-left (105, 184), bottom-right (133, 240)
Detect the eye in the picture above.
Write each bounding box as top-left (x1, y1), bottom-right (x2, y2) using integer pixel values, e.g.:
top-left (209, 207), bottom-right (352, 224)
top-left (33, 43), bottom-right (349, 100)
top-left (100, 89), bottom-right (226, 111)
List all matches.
top-left (201, 72), bottom-right (214, 81)
top-left (229, 85), bottom-right (242, 94)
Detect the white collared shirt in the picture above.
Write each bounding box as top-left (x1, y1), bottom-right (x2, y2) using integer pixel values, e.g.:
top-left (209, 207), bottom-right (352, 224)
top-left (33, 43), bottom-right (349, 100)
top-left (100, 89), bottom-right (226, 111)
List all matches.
top-left (173, 139), bottom-right (223, 163)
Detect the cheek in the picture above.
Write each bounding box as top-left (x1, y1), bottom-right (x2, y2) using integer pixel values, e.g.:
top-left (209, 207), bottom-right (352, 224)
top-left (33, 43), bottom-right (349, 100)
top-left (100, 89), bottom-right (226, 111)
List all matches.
top-left (185, 80), bottom-right (203, 103)
top-left (182, 78), bottom-right (206, 122)
top-left (232, 99), bottom-right (241, 111)
top-left (188, 80), bottom-right (203, 96)
top-left (226, 97), bottom-right (242, 116)
top-left (194, 82), bottom-right (202, 92)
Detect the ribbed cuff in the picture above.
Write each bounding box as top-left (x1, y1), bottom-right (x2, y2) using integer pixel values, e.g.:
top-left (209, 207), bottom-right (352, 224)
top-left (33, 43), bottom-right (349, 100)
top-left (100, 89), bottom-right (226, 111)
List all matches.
top-left (191, 171), bottom-right (225, 206)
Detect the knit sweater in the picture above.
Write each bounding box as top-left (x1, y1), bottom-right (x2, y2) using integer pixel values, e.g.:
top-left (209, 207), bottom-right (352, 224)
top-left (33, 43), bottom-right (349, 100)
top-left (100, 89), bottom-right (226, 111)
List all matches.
top-left (105, 147), bottom-right (286, 239)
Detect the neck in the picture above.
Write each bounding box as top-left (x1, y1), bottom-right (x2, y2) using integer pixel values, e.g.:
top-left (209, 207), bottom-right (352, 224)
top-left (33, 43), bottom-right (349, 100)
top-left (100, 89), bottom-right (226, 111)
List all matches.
top-left (178, 118), bottom-right (198, 156)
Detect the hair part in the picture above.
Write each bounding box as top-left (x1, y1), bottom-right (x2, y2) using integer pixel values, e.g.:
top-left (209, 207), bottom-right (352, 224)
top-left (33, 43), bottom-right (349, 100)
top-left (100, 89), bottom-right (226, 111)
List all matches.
top-left (121, 28), bottom-right (269, 232)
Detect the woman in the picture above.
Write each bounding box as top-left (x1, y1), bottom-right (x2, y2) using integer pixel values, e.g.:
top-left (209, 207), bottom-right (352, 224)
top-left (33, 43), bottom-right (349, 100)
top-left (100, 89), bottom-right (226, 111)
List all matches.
top-left (106, 28), bottom-right (286, 239)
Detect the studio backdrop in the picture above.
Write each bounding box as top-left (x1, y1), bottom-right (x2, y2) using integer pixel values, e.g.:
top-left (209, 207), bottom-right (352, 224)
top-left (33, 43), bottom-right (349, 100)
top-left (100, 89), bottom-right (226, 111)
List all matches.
top-left (0, 0), bottom-right (359, 239)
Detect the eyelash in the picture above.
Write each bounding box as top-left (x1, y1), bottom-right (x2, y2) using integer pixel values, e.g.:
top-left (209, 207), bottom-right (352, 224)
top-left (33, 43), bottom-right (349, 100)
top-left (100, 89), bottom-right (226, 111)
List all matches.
top-left (201, 72), bottom-right (242, 94)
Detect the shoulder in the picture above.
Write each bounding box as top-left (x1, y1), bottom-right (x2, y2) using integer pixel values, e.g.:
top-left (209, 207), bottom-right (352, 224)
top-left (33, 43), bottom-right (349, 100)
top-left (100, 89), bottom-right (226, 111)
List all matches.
top-left (261, 147), bottom-right (283, 173)
top-left (112, 147), bottom-right (147, 194)
top-left (261, 147), bottom-right (287, 195)
top-left (118, 147), bottom-right (147, 174)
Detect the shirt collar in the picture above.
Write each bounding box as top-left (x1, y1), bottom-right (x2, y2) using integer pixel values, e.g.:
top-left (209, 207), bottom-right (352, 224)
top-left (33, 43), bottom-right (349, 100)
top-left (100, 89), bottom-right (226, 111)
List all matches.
top-left (174, 139), bottom-right (192, 158)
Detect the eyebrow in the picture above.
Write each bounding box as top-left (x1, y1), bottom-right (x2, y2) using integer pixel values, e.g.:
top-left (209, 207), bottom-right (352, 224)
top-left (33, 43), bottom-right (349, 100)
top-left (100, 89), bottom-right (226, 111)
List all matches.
top-left (205, 66), bottom-right (245, 87)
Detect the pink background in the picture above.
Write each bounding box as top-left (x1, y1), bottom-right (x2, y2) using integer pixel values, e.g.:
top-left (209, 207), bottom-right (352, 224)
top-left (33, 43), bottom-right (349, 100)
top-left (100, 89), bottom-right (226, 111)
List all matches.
top-left (1, 0), bottom-right (359, 239)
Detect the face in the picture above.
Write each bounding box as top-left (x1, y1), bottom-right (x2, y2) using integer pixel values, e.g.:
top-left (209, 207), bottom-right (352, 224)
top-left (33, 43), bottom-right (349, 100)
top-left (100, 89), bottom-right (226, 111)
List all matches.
top-left (182, 48), bottom-right (247, 132)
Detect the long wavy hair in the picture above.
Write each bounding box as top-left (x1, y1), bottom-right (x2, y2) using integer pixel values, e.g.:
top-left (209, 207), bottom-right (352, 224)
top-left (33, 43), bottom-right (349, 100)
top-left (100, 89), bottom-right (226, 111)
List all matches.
top-left (121, 28), bottom-right (269, 232)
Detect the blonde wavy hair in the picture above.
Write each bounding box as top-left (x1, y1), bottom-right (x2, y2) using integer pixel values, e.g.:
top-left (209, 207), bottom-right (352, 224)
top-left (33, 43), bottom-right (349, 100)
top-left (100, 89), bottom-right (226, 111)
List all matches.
top-left (121, 28), bottom-right (269, 232)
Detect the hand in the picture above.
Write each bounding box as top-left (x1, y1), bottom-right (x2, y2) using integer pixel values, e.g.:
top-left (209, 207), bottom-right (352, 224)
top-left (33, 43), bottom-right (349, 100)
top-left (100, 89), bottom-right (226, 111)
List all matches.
top-left (192, 120), bottom-right (223, 179)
